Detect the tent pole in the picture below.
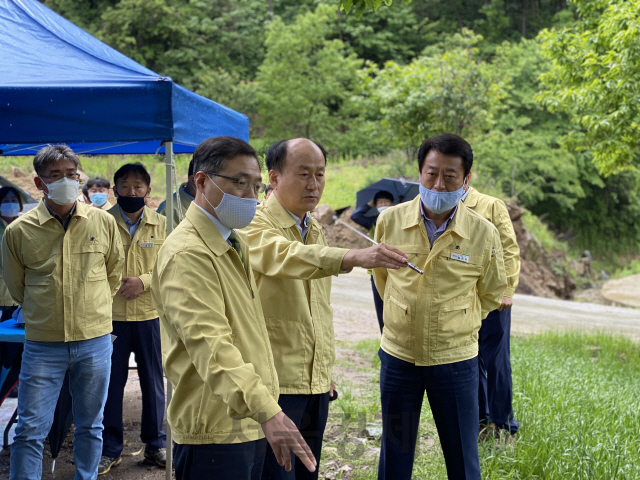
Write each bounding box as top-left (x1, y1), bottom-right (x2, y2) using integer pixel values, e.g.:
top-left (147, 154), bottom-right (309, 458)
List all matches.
top-left (164, 141), bottom-right (174, 478)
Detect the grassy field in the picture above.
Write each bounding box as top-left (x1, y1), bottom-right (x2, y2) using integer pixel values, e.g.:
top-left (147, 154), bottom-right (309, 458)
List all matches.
top-left (324, 332), bottom-right (640, 479)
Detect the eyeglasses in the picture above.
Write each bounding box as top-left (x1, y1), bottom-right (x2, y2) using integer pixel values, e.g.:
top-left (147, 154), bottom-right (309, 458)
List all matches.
top-left (40, 173), bottom-right (82, 183)
top-left (207, 173), bottom-right (266, 194)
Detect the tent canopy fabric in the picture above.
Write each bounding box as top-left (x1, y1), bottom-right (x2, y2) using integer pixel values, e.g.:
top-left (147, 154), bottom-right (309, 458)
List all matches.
top-left (0, 0), bottom-right (249, 156)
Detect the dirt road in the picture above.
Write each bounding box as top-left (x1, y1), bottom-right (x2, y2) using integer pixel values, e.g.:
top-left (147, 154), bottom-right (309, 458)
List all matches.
top-left (332, 268), bottom-right (640, 341)
top-left (601, 274), bottom-right (640, 308)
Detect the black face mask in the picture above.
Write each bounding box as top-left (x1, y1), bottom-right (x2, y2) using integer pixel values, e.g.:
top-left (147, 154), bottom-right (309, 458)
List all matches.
top-left (117, 195), bottom-right (146, 213)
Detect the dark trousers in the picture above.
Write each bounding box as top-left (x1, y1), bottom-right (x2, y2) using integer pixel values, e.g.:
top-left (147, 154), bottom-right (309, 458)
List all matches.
top-left (478, 308), bottom-right (518, 434)
top-left (102, 319), bottom-right (166, 458)
top-left (0, 305), bottom-right (18, 322)
top-left (378, 350), bottom-right (481, 480)
top-left (371, 276), bottom-right (384, 333)
top-left (262, 393), bottom-right (330, 480)
top-left (174, 439), bottom-right (267, 480)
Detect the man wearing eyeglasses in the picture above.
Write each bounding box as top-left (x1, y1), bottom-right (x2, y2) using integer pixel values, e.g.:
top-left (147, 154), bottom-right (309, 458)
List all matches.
top-left (241, 138), bottom-right (408, 480)
top-left (1, 145), bottom-right (124, 479)
top-left (151, 137), bottom-right (316, 479)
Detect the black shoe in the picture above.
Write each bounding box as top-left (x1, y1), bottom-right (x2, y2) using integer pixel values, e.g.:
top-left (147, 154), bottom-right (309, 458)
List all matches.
top-left (98, 455), bottom-right (122, 475)
top-left (143, 446), bottom-right (166, 468)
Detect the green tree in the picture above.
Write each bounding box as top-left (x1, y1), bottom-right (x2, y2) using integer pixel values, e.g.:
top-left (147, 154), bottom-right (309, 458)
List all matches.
top-left (96, 0), bottom-right (271, 86)
top-left (537, 0), bottom-right (640, 176)
top-left (339, 0), bottom-right (393, 17)
top-left (254, 5), bottom-right (373, 156)
top-left (474, 39), bottom-right (584, 213)
top-left (365, 31), bottom-right (507, 152)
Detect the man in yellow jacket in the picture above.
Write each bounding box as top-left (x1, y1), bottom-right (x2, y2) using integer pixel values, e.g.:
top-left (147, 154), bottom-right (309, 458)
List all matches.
top-left (462, 184), bottom-right (520, 438)
top-left (373, 134), bottom-right (507, 480)
top-left (99, 163), bottom-right (167, 474)
top-left (242, 138), bottom-right (408, 480)
top-left (2, 145), bottom-right (124, 480)
top-left (151, 136), bottom-right (316, 479)
top-left (156, 158), bottom-right (195, 225)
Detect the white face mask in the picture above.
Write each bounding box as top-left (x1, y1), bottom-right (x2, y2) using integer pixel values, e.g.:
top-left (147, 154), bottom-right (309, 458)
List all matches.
top-left (0, 202), bottom-right (20, 217)
top-left (204, 176), bottom-right (258, 230)
top-left (41, 177), bottom-right (80, 206)
top-left (377, 206), bottom-right (390, 213)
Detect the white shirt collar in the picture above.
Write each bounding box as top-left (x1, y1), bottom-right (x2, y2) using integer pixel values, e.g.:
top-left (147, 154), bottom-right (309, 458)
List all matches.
top-left (195, 204), bottom-right (232, 242)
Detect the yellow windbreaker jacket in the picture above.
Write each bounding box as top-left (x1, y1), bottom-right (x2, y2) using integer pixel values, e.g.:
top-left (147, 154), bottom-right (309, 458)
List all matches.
top-left (240, 194), bottom-right (349, 395)
top-left (1, 201), bottom-right (124, 342)
top-left (464, 187), bottom-right (520, 297)
top-left (373, 197), bottom-right (507, 366)
top-left (156, 184), bottom-right (193, 226)
top-left (151, 203), bottom-right (281, 444)
top-left (0, 218), bottom-right (17, 307)
top-left (109, 205), bottom-right (166, 321)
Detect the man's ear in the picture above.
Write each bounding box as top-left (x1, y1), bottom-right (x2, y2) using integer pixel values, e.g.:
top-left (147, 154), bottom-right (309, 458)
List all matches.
top-left (194, 171), bottom-right (208, 192)
top-left (465, 171), bottom-right (472, 188)
top-left (112, 186), bottom-right (119, 198)
top-left (268, 170), bottom-right (279, 189)
top-left (34, 176), bottom-right (49, 194)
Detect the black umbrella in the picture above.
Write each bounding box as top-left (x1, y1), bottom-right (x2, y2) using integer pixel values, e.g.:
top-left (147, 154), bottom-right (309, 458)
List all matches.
top-left (48, 372), bottom-right (73, 473)
top-left (355, 178), bottom-right (420, 210)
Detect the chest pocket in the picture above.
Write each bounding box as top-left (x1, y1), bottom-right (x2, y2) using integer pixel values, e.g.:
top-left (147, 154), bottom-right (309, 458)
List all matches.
top-left (73, 243), bottom-right (108, 278)
top-left (136, 239), bottom-right (164, 274)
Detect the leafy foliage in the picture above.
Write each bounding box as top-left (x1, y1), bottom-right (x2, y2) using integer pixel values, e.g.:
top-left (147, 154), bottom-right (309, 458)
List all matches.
top-left (537, 0), bottom-right (640, 176)
top-left (365, 31), bottom-right (507, 152)
top-left (253, 5), bottom-right (375, 156)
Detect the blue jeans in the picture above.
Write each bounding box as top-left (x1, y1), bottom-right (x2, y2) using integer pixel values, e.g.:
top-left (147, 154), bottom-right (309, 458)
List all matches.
top-left (378, 350), bottom-right (481, 480)
top-left (10, 334), bottom-right (112, 480)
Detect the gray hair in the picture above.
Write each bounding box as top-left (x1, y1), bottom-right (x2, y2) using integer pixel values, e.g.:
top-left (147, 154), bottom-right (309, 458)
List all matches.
top-left (33, 145), bottom-right (80, 175)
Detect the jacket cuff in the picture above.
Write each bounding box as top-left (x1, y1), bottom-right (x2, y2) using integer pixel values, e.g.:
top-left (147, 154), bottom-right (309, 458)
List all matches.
top-left (324, 248), bottom-right (350, 276)
top-left (139, 273), bottom-right (152, 292)
top-left (251, 398), bottom-right (282, 424)
top-left (503, 287), bottom-right (516, 297)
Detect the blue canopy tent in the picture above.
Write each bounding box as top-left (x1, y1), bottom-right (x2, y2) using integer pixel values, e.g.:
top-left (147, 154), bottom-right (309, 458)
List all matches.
top-left (0, 0), bottom-right (249, 474)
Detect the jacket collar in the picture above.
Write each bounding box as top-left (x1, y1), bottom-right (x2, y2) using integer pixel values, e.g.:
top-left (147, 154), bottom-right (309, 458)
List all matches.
top-left (185, 202), bottom-right (232, 257)
top-left (264, 193), bottom-right (298, 229)
top-left (35, 199), bottom-right (87, 226)
top-left (109, 204), bottom-right (159, 230)
top-left (401, 195), bottom-right (470, 240)
top-left (264, 193), bottom-right (321, 235)
top-left (179, 184), bottom-right (195, 207)
top-left (462, 186), bottom-right (480, 208)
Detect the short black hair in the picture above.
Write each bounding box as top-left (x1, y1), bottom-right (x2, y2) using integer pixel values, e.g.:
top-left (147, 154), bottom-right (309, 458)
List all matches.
top-left (417, 133), bottom-right (473, 177)
top-left (113, 163), bottom-right (151, 187)
top-left (82, 177), bottom-right (110, 197)
top-left (265, 184), bottom-right (274, 194)
top-left (33, 144), bottom-right (79, 175)
top-left (193, 136), bottom-right (258, 176)
top-left (265, 139), bottom-right (327, 173)
top-left (0, 186), bottom-right (23, 211)
top-left (188, 159), bottom-right (194, 177)
top-left (373, 190), bottom-right (394, 203)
